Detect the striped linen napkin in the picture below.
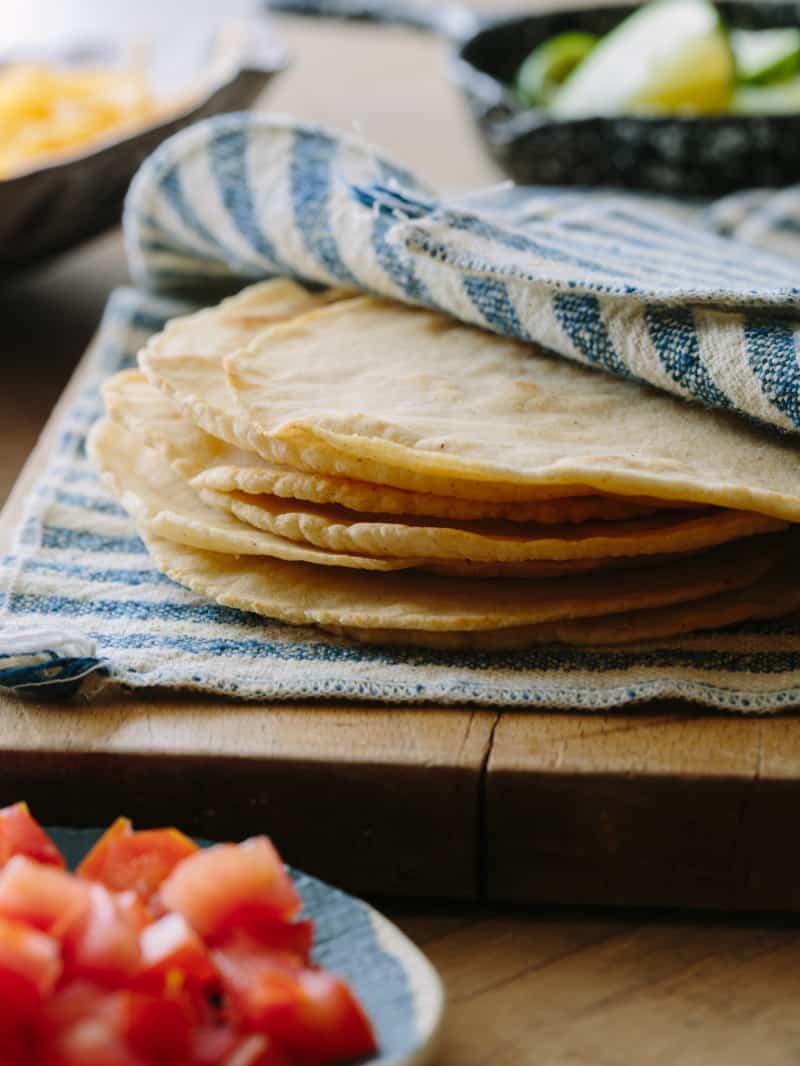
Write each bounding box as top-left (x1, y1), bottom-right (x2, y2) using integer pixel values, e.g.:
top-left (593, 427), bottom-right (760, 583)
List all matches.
top-left (3, 111), bottom-right (800, 709)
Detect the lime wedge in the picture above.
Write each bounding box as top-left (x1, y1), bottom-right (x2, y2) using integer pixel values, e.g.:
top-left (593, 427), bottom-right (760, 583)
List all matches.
top-left (516, 31), bottom-right (598, 107)
top-left (731, 27), bottom-right (800, 85)
top-left (551, 0), bottom-right (735, 117)
top-left (732, 72), bottom-right (800, 112)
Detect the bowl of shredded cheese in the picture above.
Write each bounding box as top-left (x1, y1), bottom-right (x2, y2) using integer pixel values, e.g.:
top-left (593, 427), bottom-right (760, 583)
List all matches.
top-left (0, 15), bottom-right (286, 276)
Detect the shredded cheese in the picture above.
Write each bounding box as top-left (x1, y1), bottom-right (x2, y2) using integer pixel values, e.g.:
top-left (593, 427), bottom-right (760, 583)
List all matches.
top-left (0, 63), bottom-right (159, 178)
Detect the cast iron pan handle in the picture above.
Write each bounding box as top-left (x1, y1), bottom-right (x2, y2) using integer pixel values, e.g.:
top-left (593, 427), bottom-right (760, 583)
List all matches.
top-left (263, 0), bottom-right (484, 41)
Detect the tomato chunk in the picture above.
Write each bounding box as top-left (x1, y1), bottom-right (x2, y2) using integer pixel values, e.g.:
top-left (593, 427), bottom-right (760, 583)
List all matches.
top-left (0, 914), bottom-right (61, 1009)
top-left (49, 1024), bottom-right (145, 1066)
top-left (263, 918), bottom-right (314, 963)
top-left (159, 838), bottom-right (301, 941)
top-left (75, 818), bottom-right (128, 880)
top-left (63, 885), bottom-right (142, 986)
top-left (44, 985), bottom-right (200, 1066)
top-left (44, 981), bottom-right (102, 1028)
top-left (78, 818), bottom-right (198, 900)
top-left (192, 1028), bottom-right (292, 1066)
top-left (139, 913), bottom-right (216, 990)
top-left (214, 948), bottom-right (377, 1066)
top-left (118, 991), bottom-right (195, 1065)
top-left (0, 855), bottom-right (90, 936)
top-left (227, 917), bottom-right (314, 963)
top-left (223, 1033), bottom-right (292, 1066)
top-left (114, 891), bottom-right (152, 935)
top-left (0, 1017), bottom-right (40, 1066)
top-left (192, 1026), bottom-right (239, 1065)
top-left (0, 803), bottom-right (64, 870)
top-left (43, 987), bottom-right (149, 1066)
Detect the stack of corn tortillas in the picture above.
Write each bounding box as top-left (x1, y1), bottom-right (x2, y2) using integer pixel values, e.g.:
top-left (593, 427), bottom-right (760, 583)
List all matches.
top-left (89, 278), bottom-right (800, 651)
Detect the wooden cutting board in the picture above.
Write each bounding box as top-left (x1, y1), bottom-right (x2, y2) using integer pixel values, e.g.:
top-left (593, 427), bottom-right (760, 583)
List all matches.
top-left (4, 2), bottom-right (800, 914)
top-left (3, 340), bottom-right (800, 913)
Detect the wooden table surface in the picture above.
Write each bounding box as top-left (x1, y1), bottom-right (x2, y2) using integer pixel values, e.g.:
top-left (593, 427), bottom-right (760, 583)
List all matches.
top-left (4, 4), bottom-right (800, 1062)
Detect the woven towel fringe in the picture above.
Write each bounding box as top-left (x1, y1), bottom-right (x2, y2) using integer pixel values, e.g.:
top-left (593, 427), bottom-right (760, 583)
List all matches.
top-left (0, 627), bottom-right (106, 699)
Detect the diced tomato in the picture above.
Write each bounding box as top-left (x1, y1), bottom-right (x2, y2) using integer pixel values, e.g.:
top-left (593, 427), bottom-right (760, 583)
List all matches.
top-left (78, 819), bottom-right (198, 901)
top-left (63, 885), bottom-right (141, 986)
top-left (268, 968), bottom-right (376, 1066)
top-left (75, 818), bottom-right (129, 881)
top-left (49, 1021), bottom-right (146, 1066)
top-left (43, 988), bottom-right (149, 1066)
top-left (0, 855), bottom-right (90, 936)
top-left (223, 1033), bottom-right (292, 1066)
top-left (77, 818), bottom-right (129, 864)
top-left (0, 808), bottom-right (377, 1066)
top-left (114, 891), bottom-right (152, 935)
top-left (118, 991), bottom-right (195, 1065)
top-left (139, 913), bottom-right (216, 990)
top-left (44, 986), bottom-right (197, 1066)
top-left (0, 803), bottom-right (64, 870)
top-left (219, 918), bottom-right (314, 963)
top-left (159, 838), bottom-right (302, 941)
top-left (0, 914), bottom-right (61, 1016)
top-left (214, 948), bottom-right (376, 1066)
top-left (0, 1017), bottom-right (40, 1066)
top-left (192, 1025), bottom-right (239, 1065)
top-left (193, 1028), bottom-right (290, 1066)
top-left (44, 981), bottom-right (104, 1028)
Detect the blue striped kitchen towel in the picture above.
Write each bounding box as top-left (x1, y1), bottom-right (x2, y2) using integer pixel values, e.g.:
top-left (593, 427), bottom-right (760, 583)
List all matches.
top-left (126, 113), bottom-right (800, 432)
top-left (4, 111), bottom-right (800, 709)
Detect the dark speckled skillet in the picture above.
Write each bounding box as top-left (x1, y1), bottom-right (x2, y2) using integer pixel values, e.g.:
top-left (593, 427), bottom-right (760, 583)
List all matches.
top-left (269, 0), bottom-right (800, 195)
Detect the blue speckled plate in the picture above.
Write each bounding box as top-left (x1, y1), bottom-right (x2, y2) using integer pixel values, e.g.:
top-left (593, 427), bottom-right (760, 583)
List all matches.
top-left (50, 827), bottom-right (445, 1066)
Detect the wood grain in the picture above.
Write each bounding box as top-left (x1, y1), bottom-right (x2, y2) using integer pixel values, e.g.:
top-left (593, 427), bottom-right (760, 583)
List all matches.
top-left (395, 905), bottom-right (800, 1066)
top-left (0, 695), bottom-right (496, 899)
top-left (487, 710), bottom-right (800, 911)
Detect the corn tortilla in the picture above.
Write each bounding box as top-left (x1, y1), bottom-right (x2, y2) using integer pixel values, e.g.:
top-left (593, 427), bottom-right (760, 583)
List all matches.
top-left (140, 282), bottom-right (639, 502)
top-left (202, 487), bottom-right (783, 563)
top-left (104, 370), bottom-right (664, 524)
top-left (226, 296), bottom-right (800, 522)
top-left (138, 527), bottom-right (788, 633)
